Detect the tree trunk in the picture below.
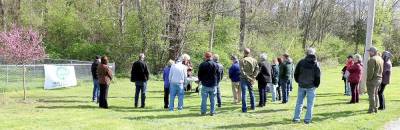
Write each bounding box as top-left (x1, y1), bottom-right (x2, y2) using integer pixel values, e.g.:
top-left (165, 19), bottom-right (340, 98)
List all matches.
top-left (118, 0), bottom-right (125, 46)
top-left (11, 0), bottom-right (21, 25)
top-left (239, 0), bottom-right (246, 51)
top-left (167, 0), bottom-right (185, 60)
top-left (135, 0), bottom-right (148, 54)
top-left (0, 0), bottom-right (5, 31)
top-left (23, 64), bottom-right (26, 100)
top-left (208, 0), bottom-right (217, 52)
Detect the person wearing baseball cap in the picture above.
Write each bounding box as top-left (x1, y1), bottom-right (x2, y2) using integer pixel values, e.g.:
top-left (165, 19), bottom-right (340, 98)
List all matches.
top-left (366, 46), bottom-right (384, 113)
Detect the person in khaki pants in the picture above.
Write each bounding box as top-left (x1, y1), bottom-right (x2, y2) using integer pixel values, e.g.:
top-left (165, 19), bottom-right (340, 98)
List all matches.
top-left (366, 47), bottom-right (384, 114)
top-left (229, 55), bottom-right (241, 104)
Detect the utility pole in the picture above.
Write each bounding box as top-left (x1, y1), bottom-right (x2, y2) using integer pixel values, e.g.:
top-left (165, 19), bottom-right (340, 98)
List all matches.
top-left (360, 0), bottom-right (375, 93)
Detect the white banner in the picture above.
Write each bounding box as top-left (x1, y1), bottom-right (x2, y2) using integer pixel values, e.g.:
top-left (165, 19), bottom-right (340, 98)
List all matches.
top-left (44, 65), bottom-right (77, 89)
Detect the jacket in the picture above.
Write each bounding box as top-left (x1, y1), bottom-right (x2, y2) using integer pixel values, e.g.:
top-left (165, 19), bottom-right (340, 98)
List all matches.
top-left (367, 55), bottom-right (384, 82)
top-left (97, 64), bottom-right (113, 85)
top-left (256, 61), bottom-right (272, 85)
top-left (271, 64), bottom-right (279, 85)
top-left (163, 66), bottom-right (171, 88)
top-left (294, 54), bottom-right (321, 88)
top-left (131, 60), bottom-right (150, 82)
top-left (279, 60), bottom-right (293, 81)
top-left (91, 60), bottom-right (100, 79)
top-left (348, 62), bottom-right (363, 84)
top-left (198, 59), bottom-right (220, 87)
top-left (382, 52), bottom-right (392, 85)
top-left (168, 62), bottom-right (188, 84)
top-left (239, 56), bottom-right (260, 84)
top-left (216, 61), bottom-right (224, 83)
top-left (229, 61), bottom-right (241, 82)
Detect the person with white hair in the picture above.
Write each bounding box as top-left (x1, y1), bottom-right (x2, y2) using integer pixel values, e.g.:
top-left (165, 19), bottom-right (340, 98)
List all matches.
top-left (347, 54), bottom-right (363, 104)
top-left (182, 54), bottom-right (193, 91)
top-left (256, 53), bottom-right (272, 107)
top-left (293, 48), bottom-right (321, 124)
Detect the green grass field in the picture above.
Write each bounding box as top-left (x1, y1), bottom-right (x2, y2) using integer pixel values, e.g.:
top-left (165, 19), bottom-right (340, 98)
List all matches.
top-left (0, 67), bottom-right (399, 130)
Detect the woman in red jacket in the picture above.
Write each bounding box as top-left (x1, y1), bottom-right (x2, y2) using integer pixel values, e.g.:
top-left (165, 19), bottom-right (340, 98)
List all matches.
top-left (348, 54), bottom-right (363, 104)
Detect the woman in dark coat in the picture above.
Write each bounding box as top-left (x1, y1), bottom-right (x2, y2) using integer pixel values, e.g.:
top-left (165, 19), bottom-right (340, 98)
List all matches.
top-left (97, 56), bottom-right (113, 109)
top-left (348, 54), bottom-right (363, 104)
top-left (378, 51), bottom-right (392, 110)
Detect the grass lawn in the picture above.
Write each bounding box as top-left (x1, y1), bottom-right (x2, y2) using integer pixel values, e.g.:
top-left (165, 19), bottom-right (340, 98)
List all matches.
top-left (0, 67), bottom-right (399, 130)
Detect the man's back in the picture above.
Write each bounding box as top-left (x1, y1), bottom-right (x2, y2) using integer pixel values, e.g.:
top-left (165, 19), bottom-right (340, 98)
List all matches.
top-left (367, 55), bottom-right (384, 81)
top-left (131, 60), bottom-right (149, 82)
top-left (198, 60), bottom-right (219, 87)
top-left (169, 63), bottom-right (187, 84)
top-left (294, 55), bottom-right (321, 88)
top-left (240, 56), bottom-right (259, 83)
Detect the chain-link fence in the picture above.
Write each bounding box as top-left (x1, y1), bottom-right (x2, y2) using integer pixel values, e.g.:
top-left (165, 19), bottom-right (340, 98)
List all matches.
top-left (0, 58), bottom-right (115, 92)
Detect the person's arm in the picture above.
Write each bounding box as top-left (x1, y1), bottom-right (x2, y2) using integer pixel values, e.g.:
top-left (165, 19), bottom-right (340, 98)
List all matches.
top-left (239, 59), bottom-right (246, 78)
top-left (107, 67), bottom-right (113, 81)
top-left (144, 63), bottom-right (150, 80)
top-left (253, 61), bottom-right (260, 79)
top-left (314, 64), bottom-right (321, 88)
top-left (131, 63), bottom-right (135, 82)
top-left (229, 66), bottom-right (233, 80)
top-left (198, 64), bottom-right (203, 82)
top-left (183, 67), bottom-right (188, 84)
top-left (367, 59), bottom-right (376, 81)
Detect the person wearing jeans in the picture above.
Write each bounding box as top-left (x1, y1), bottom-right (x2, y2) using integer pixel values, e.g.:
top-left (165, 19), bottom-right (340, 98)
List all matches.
top-left (214, 54), bottom-right (224, 108)
top-left (163, 60), bottom-right (174, 109)
top-left (279, 54), bottom-right (293, 104)
top-left (239, 48), bottom-right (259, 112)
top-left (91, 55), bottom-right (101, 102)
top-left (378, 51), bottom-right (392, 110)
top-left (198, 52), bottom-right (220, 116)
top-left (271, 59), bottom-right (279, 102)
top-left (168, 57), bottom-right (187, 111)
top-left (256, 53), bottom-right (272, 107)
top-left (293, 48), bottom-right (321, 124)
top-left (131, 53), bottom-right (150, 108)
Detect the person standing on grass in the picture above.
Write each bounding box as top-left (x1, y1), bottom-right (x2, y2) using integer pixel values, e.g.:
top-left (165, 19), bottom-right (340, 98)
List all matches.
top-left (182, 54), bottom-right (193, 91)
top-left (344, 55), bottom-right (354, 96)
top-left (256, 53), bottom-right (272, 107)
top-left (229, 55), bottom-right (241, 104)
top-left (131, 53), bottom-right (150, 108)
top-left (91, 55), bottom-right (101, 103)
top-left (378, 51), bottom-right (392, 110)
top-left (240, 48), bottom-right (260, 112)
top-left (214, 54), bottom-right (224, 108)
top-left (97, 56), bottom-right (113, 109)
top-left (348, 54), bottom-right (363, 104)
top-left (293, 48), bottom-right (321, 124)
top-left (276, 58), bottom-right (283, 101)
top-left (366, 47), bottom-right (384, 114)
top-left (271, 58), bottom-right (279, 102)
top-left (168, 57), bottom-right (187, 111)
top-left (163, 60), bottom-right (175, 109)
top-left (199, 52), bottom-right (220, 116)
top-left (287, 57), bottom-right (295, 92)
top-left (279, 53), bottom-right (293, 104)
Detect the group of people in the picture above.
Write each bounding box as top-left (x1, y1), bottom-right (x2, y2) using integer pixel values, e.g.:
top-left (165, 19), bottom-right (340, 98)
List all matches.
top-left (89, 46), bottom-right (392, 124)
top-left (341, 47), bottom-right (392, 113)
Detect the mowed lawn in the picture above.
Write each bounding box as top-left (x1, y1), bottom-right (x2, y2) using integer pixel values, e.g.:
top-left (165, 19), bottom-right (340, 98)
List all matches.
top-left (0, 67), bottom-right (400, 130)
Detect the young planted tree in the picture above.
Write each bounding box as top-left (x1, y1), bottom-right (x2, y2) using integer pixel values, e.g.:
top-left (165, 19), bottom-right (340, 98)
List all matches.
top-left (0, 26), bottom-right (45, 100)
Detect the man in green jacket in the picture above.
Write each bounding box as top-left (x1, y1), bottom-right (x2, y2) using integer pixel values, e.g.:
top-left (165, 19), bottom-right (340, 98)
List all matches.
top-left (366, 47), bottom-right (384, 113)
top-left (240, 48), bottom-right (260, 112)
top-left (279, 53), bottom-right (293, 104)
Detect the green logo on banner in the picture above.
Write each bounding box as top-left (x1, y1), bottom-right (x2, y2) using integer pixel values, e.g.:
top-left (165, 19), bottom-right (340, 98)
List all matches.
top-left (56, 66), bottom-right (70, 80)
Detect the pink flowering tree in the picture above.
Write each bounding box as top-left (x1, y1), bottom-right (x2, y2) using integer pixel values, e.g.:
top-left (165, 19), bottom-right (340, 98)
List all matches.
top-left (0, 25), bottom-right (45, 100)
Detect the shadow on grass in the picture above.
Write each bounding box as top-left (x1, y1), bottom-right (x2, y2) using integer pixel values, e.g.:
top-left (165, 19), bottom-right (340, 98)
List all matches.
top-left (215, 119), bottom-right (292, 129)
top-left (37, 99), bottom-right (90, 103)
top-left (316, 93), bottom-right (343, 98)
top-left (36, 105), bottom-right (97, 109)
top-left (123, 113), bottom-right (199, 120)
top-left (313, 110), bottom-right (366, 123)
top-left (314, 102), bottom-right (347, 107)
top-left (110, 106), bottom-right (166, 113)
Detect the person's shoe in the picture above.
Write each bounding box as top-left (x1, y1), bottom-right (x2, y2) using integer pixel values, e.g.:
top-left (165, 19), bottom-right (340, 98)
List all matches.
top-left (164, 106), bottom-right (169, 109)
top-left (140, 106), bottom-right (145, 108)
top-left (210, 113), bottom-right (216, 116)
top-left (217, 104), bottom-right (222, 108)
top-left (292, 120), bottom-right (300, 123)
top-left (201, 113), bottom-right (206, 116)
top-left (304, 121), bottom-right (311, 124)
top-left (251, 107), bottom-right (256, 111)
top-left (378, 107), bottom-right (385, 110)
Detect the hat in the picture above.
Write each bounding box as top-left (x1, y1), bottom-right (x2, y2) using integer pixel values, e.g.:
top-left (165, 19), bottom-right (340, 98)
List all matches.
top-left (367, 47), bottom-right (378, 52)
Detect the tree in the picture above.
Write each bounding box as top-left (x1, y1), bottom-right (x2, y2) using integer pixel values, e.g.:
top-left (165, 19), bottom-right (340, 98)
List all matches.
top-left (0, 25), bottom-right (45, 100)
top-left (167, 0), bottom-right (187, 60)
top-left (239, 0), bottom-right (246, 51)
top-left (135, 0), bottom-right (149, 54)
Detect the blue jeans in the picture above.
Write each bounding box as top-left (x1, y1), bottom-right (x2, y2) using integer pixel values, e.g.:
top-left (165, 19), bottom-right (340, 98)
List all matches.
top-left (269, 84), bottom-right (277, 102)
top-left (92, 79), bottom-right (100, 101)
top-left (169, 83), bottom-right (184, 111)
top-left (135, 81), bottom-right (147, 107)
top-left (201, 86), bottom-right (217, 114)
top-left (293, 87), bottom-right (316, 123)
top-left (241, 80), bottom-right (255, 112)
top-left (280, 79), bottom-right (289, 103)
top-left (288, 80), bottom-right (293, 92)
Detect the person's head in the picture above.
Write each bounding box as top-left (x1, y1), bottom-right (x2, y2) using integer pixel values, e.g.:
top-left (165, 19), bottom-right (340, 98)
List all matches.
top-left (101, 56), bottom-right (108, 65)
top-left (382, 51), bottom-right (393, 62)
top-left (353, 54), bottom-right (362, 63)
top-left (204, 52), bottom-right (213, 61)
top-left (167, 59), bottom-right (175, 67)
top-left (243, 48), bottom-right (251, 57)
top-left (277, 57), bottom-right (283, 64)
top-left (95, 55), bottom-right (101, 62)
top-left (139, 53), bottom-right (145, 60)
top-left (182, 54), bottom-right (190, 61)
top-left (176, 56), bottom-right (183, 63)
top-left (367, 47), bottom-right (378, 57)
top-left (347, 55), bottom-right (353, 60)
top-left (282, 53), bottom-right (290, 61)
top-left (259, 53), bottom-right (267, 62)
top-left (213, 54), bottom-right (220, 62)
top-left (230, 55), bottom-right (238, 63)
top-left (272, 58), bottom-right (279, 65)
top-left (306, 48), bottom-right (316, 55)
